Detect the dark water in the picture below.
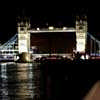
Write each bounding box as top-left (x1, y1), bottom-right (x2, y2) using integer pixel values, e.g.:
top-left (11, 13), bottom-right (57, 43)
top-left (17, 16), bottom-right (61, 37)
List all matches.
top-left (40, 60), bottom-right (100, 100)
top-left (0, 61), bottom-right (100, 100)
top-left (0, 62), bottom-right (40, 100)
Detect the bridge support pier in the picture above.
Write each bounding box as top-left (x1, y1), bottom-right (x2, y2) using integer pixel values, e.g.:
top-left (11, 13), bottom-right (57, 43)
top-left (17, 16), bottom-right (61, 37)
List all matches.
top-left (17, 20), bottom-right (31, 62)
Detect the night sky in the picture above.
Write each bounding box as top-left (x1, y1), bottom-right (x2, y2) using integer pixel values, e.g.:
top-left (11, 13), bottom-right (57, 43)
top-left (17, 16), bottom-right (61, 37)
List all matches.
top-left (0, 6), bottom-right (100, 44)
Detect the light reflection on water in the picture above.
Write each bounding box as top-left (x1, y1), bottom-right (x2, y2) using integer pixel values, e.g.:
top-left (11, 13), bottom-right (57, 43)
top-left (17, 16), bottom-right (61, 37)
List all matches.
top-left (0, 62), bottom-right (40, 100)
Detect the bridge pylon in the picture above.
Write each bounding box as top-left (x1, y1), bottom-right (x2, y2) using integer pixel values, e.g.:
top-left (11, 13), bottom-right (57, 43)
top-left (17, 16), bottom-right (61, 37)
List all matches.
top-left (76, 16), bottom-right (88, 54)
top-left (17, 19), bottom-right (30, 54)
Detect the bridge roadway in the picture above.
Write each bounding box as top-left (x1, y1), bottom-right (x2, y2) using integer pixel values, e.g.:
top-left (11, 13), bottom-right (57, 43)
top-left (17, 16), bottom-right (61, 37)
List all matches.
top-left (28, 28), bottom-right (76, 33)
top-left (1, 52), bottom-right (100, 61)
top-left (0, 52), bottom-right (73, 61)
top-left (32, 53), bottom-right (73, 60)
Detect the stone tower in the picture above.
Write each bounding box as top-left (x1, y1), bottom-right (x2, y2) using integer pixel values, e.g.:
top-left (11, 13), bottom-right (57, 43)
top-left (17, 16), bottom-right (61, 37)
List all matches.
top-left (18, 19), bottom-right (30, 54)
top-left (76, 16), bottom-right (88, 53)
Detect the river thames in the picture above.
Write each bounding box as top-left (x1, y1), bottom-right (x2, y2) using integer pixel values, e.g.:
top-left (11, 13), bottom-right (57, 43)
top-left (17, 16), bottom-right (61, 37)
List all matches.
top-left (0, 60), bottom-right (100, 100)
top-left (0, 62), bottom-right (40, 100)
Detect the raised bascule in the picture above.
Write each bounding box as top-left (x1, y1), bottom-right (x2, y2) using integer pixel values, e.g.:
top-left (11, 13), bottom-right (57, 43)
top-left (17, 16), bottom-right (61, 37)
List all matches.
top-left (0, 16), bottom-right (100, 60)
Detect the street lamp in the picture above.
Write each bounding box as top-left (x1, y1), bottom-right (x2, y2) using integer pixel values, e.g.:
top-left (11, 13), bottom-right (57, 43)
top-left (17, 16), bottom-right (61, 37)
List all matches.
top-left (48, 26), bottom-right (54, 30)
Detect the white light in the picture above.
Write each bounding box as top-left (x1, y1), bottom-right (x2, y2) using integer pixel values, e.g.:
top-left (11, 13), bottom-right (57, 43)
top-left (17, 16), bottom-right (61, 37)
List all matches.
top-left (49, 26), bottom-right (54, 30)
top-left (81, 55), bottom-right (85, 60)
top-left (37, 55), bottom-right (42, 58)
top-left (81, 55), bottom-right (89, 60)
top-left (63, 55), bottom-right (66, 58)
top-left (63, 27), bottom-right (67, 30)
top-left (86, 55), bottom-right (89, 59)
top-left (16, 56), bottom-right (19, 60)
top-left (37, 28), bottom-right (40, 31)
top-left (32, 46), bottom-right (37, 49)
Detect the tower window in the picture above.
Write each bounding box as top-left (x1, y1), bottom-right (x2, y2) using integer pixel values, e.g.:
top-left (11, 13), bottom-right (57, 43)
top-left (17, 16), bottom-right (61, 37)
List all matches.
top-left (79, 26), bottom-right (83, 29)
top-left (21, 27), bottom-right (24, 31)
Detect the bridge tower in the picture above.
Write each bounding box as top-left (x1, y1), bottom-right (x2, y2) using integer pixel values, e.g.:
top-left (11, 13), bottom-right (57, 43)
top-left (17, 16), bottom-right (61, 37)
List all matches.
top-left (76, 16), bottom-right (88, 53)
top-left (18, 19), bottom-right (30, 54)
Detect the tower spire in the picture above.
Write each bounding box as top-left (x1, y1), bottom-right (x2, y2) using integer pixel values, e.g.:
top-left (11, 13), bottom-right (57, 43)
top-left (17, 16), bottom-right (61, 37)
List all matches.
top-left (17, 16), bottom-right (30, 54)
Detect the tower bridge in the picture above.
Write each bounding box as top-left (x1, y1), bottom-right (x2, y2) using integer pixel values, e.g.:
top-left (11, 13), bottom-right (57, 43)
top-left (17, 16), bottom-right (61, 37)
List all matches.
top-left (0, 16), bottom-right (100, 61)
